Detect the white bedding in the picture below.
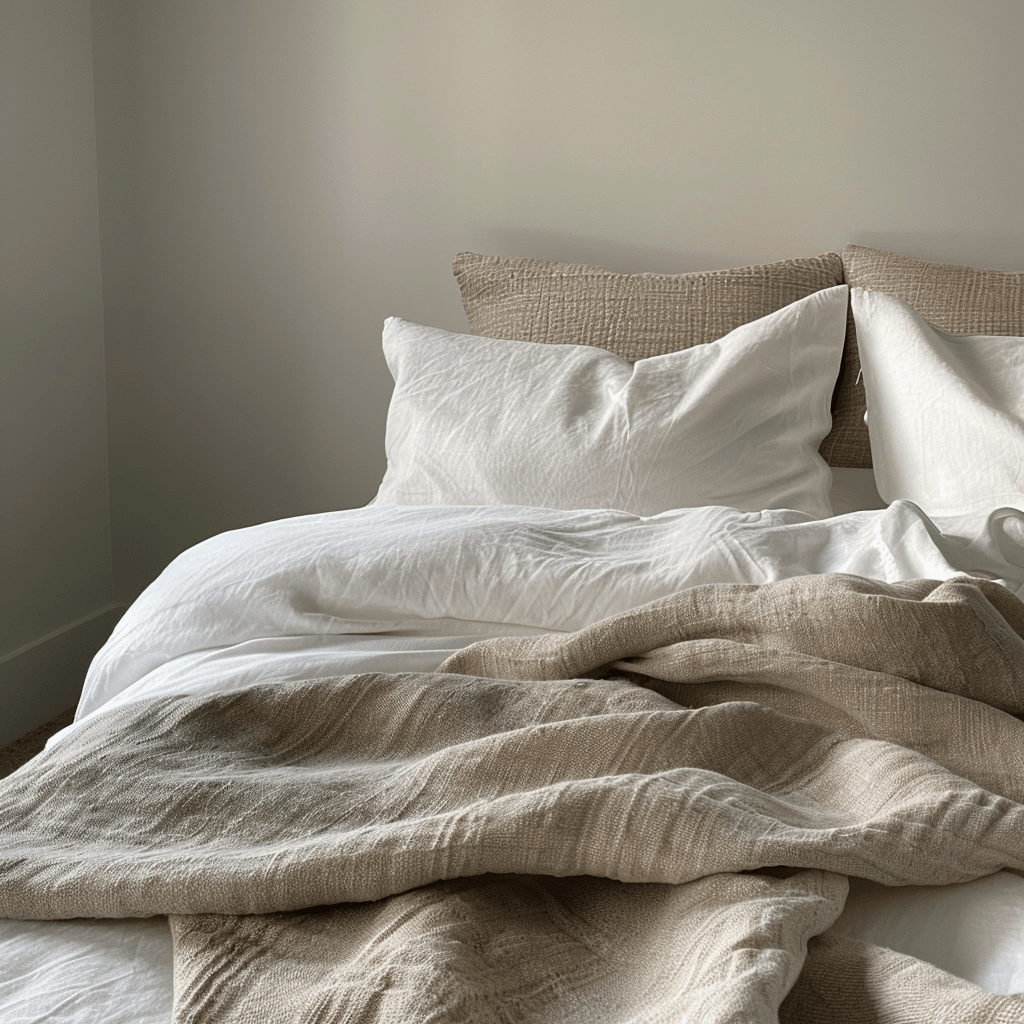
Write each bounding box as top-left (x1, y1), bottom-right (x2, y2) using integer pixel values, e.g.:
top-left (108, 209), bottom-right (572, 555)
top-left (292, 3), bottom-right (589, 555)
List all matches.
top-left (59, 498), bottom-right (1024, 726)
top-left (374, 293), bottom-right (847, 517)
top-left (6, 498), bottom-right (1024, 1021)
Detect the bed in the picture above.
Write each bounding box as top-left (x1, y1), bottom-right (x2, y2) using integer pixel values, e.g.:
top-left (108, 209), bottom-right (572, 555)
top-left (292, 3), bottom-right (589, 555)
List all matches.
top-left (3, 243), bottom-right (1024, 1023)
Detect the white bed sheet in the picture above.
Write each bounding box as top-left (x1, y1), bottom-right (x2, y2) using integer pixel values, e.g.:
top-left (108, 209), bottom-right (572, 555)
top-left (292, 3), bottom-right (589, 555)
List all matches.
top-left (6, 499), bottom-right (1024, 1021)
top-left (63, 499), bottom-right (1024, 725)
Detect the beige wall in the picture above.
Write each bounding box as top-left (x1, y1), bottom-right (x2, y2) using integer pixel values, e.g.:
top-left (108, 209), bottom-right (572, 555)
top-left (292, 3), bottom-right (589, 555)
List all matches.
top-left (2, 0), bottom-right (1019, 737)
top-left (0, 1), bottom-right (118, 743)
top-left (83, 0), bottom-right (1024, 604)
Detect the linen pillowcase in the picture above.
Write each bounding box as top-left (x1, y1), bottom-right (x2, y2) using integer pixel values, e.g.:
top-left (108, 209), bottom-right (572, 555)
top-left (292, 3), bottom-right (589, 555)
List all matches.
top-left (453, 251), bottom-right (855, 470)
top-left (852, 287), bottom-right (1024, 517)
top-left (842, 244), bottom-right (1024, 469)
top-left (373, 285), bottom-right (849, 518)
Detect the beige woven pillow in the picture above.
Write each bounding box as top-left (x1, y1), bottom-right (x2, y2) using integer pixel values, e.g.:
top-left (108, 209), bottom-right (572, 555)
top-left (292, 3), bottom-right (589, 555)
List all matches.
top-left (841, 244), bottom-right (1024, 468)
top-left (453, 251), bottom-right (853, 467)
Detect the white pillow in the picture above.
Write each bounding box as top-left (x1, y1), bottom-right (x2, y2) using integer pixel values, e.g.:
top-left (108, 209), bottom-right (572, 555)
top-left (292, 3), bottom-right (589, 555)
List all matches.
top-left (373, 285), bottom-right (849, 517)
top-left (853, 288), bottom-right (1024, 517)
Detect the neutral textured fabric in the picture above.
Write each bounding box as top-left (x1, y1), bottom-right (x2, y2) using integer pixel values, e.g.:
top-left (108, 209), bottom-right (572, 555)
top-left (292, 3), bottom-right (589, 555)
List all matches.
top-left (453, 250), bottom-right (863, 468)
top-left (827, 467), bottom-right (886, 515)
top-left (453, 251), bottom-right (846, 361)
top-left (3, 574), bottom-right (1024, 1022)
top-left (844, 244), bottom-right (1024, 335)
top-left (779, 932), bottom-right (1024, 1023)
top-left (841, 244), bottom-right (1024, 468)
top-left (374, 289), bottom-right (847, 517)
top-left (853, 288), bottom-right (1024, 517)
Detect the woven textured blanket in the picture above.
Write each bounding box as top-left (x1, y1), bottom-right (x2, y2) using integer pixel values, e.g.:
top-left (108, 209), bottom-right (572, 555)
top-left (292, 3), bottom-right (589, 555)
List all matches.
top-left (2, 573), bottom-right (1024, 1022)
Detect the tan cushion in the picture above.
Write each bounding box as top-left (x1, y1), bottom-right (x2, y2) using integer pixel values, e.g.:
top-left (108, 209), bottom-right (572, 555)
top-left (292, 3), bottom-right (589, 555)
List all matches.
top-left (840, 245), bottom-right (1024, 468)
top-left (453, 250), bottom-right (850, 467)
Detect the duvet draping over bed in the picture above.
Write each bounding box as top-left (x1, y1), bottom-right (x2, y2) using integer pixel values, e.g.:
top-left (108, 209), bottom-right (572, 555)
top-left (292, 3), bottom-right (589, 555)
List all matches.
top-left (2, 574), bottom-right (1024, 1022)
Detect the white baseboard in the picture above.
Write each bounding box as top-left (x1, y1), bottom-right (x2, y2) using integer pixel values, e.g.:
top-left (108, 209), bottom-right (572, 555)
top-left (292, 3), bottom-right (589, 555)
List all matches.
top-left (0, 605), bottom-right (127, 747)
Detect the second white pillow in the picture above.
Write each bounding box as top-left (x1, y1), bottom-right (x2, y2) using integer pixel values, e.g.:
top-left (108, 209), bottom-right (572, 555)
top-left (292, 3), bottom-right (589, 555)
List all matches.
top-left (374, 285), bottom-right (849, 517)
top-left (854, 287), bottom-right (1024, 518)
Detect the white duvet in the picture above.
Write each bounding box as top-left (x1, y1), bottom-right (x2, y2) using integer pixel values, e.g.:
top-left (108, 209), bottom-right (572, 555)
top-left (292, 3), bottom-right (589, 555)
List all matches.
top-left (6, 499), bottom-right (1024, 1022)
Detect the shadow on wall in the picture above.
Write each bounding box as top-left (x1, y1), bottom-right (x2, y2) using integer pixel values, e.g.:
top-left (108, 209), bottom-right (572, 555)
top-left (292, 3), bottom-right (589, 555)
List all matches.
top-left (469, 228), bottom-right (1024, 274)
top-left (844, 232), bottom-right (1024, 271)
top-left (466, 228), bottom-right (751, 274)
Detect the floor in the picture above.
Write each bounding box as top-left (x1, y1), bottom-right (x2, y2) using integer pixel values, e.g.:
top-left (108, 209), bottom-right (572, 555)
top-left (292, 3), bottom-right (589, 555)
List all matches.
top-left (0, 708), bottom-right (75, 778)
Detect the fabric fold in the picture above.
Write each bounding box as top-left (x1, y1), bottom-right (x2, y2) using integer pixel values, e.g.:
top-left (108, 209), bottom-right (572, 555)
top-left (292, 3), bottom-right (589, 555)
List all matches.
top-left (2, 573), bottom-right (1024, 1022)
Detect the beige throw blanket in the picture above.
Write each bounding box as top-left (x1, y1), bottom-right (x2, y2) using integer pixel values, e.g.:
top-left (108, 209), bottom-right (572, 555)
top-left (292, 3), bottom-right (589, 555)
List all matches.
top-left (2, 573), bottom-right (1024, 1022)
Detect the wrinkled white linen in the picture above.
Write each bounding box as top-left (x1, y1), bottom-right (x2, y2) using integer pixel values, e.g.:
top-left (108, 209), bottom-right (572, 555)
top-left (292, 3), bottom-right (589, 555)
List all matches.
top-left (374, 290), bottom-right (847, 517)
top-left (6, 499), bottom-right (1024, 1021)
top-left (70, 499), bottom-right (1024, 726)
top-left (854, 287), bottom-right (1024, 517)
top-left (834, 871), bottom-right (1024, 996)
top-left (0, 918), bottom-right (172, 1024)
